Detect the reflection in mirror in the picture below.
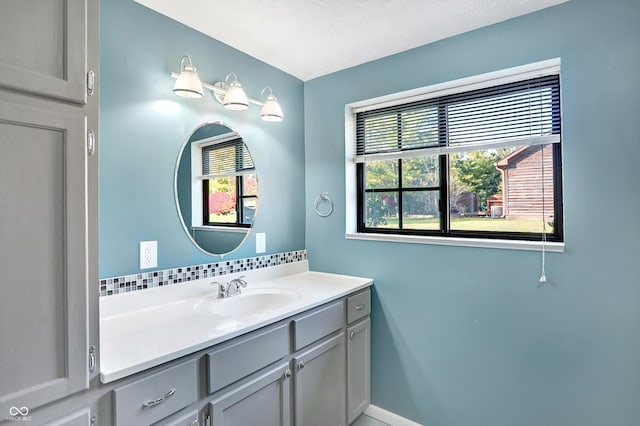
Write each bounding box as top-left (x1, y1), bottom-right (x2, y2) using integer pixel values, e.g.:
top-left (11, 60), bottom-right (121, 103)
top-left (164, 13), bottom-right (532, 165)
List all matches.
top-left (175, 122), bottom-right (258, 256)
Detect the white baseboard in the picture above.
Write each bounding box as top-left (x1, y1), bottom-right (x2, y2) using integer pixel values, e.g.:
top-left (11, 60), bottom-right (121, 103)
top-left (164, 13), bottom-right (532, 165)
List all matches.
top-left (364, 404), bottom-right (423, 426)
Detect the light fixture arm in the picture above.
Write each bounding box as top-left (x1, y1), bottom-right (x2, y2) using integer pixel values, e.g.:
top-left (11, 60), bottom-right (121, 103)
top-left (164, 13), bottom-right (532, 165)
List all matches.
top-left (178, 55), bottom-right (194, 71)
top-left (260, 86), bottom-right (274, 100)
top-left (170, 72), bottom-right (264, 106)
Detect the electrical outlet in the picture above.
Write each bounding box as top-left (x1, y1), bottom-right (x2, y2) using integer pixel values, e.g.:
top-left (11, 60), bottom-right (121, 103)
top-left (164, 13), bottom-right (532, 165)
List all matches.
top-left (139, 241), bottom-right (157, 269)
top-left (256, 233), bottom-right (266, 254)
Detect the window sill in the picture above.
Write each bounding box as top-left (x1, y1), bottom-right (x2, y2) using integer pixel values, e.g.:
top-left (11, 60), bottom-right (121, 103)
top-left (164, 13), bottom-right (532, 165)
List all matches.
top-left (192, 226), bottom-right (249, 234)
top-left (345, 232), bottom-right (564, 252)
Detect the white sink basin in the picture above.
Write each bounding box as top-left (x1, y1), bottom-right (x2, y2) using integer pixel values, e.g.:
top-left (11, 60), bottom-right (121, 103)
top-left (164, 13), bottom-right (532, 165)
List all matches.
top-left (194, 288), bottom-right (300, 317)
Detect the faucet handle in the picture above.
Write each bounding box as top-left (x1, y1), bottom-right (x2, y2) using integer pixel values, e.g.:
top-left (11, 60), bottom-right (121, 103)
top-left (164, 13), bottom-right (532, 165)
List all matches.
top-left (230, 276), bottom-right (248, 287)
top-left (214, 281), bottom-right (228, 297)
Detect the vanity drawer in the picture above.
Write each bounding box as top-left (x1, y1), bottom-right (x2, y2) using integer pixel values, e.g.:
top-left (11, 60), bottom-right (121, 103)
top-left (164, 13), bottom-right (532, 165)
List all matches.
top-left (113, 359), bottom-right (198, 426)
top-left (292, 300), bottom-right (344, 351)
top-left (207, 323), bottom-right (289, 394)
top-left (347, 289), bottom-right (371, 324)
top-left (155, 408), bottom-right (199, 426)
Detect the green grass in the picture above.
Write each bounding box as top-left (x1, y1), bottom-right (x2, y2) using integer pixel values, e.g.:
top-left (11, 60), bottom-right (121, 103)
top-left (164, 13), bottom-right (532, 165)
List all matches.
top-left (370, 216), bottom-right (553, 233)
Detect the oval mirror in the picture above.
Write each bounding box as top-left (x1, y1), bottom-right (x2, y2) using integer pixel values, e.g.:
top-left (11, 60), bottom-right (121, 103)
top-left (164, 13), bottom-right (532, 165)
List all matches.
top-left (174, 122), bottom-right (258, 256)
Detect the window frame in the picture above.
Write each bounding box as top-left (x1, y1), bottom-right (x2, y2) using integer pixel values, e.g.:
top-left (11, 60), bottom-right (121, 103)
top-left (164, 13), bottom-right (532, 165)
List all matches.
top-left (202, 174), bottom-right (257, 228)
top-left (190, 133), bottom-right (257, 231)
top-left (345, 59), bottom-right (565, 252)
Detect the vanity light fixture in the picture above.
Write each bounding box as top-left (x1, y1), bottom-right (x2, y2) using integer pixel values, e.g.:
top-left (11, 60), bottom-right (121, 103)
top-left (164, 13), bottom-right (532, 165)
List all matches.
top-left (260, 87), bottom-right (284, 122)
top-left (172, 55), bottom-right (204, 99)
top-left (170, 55), bottom-right (284, 121)
top-left (222, 73), bottom-right (249, 111)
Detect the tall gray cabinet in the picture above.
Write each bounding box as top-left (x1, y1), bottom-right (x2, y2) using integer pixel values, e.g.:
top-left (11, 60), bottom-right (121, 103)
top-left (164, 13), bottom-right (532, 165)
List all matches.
top-left (0, 0), bottom-right (99, 421)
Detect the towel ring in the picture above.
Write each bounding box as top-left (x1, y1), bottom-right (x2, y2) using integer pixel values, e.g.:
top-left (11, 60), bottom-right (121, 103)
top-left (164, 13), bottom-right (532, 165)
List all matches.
top-left (314, 192), bottom-right (333, 217)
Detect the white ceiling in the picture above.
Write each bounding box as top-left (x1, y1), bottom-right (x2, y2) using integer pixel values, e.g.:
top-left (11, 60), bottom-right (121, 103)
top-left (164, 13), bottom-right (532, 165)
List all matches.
top-left (134, 0), bottom-right (568, 81)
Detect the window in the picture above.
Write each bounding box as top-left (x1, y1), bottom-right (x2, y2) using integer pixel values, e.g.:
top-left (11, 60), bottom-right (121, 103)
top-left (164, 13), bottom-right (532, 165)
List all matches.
top-left (348, 60), bottom-right (563, 246)
top-left (201, 138), bottom-right (257, 227)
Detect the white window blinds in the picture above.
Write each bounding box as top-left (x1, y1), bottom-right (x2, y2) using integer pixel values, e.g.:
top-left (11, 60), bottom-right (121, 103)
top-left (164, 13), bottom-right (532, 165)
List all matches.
top-left (354, 74), bottom-right (560, 163)
top-left (201, 138), bottom-right (255, 178)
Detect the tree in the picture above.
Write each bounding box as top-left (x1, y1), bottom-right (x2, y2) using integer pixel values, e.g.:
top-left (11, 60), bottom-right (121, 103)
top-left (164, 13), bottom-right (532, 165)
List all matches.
top-left (451, 151), bottom-right (501, 211)
top-left (208, 176), bottom-right (236, 215)
top-left (209, 191), bottom-right (235, 214)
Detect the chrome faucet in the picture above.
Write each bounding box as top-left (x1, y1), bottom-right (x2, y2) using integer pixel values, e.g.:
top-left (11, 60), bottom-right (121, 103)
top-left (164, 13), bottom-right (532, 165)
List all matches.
top-left (215, 276), bottom-right (248, 298)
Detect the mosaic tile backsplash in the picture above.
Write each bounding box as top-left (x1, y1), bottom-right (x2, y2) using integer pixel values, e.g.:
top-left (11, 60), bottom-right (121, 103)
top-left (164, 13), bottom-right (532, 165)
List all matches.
top-left (100, 250), bottom-right (307, 297)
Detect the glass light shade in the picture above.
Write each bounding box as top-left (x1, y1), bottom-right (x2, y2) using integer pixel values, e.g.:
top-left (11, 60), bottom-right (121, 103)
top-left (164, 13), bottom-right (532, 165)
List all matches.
top-left (260, 95), bottom-right (283, 122)
top-left (223, 82), bottom-right (249, 111)
top-left (173, 64), bottom-right (203, 98)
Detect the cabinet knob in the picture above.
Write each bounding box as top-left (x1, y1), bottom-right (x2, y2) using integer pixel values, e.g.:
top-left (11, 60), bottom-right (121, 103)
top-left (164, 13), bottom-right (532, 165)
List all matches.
top-left (298, 361), bottom-right (305, 370)
top-left (284, 369), bottom-right (292, 378)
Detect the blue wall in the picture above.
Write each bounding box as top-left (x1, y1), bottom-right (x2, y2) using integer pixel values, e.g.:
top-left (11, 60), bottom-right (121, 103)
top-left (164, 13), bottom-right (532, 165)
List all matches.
top-left (304, 0), bottom-right (640, 425)
top-left (100, 0), bottom-right (640, 424)
top-left (99, 0), bottom-right (305, 277)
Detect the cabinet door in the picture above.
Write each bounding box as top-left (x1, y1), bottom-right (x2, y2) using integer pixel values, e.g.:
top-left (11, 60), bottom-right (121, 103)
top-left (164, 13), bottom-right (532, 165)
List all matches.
top-left (0, 0), bottom-right (88, 104)
top-left (0, 99), bottom-right (89, 414)
top-left (47, 408), bottom-right (91, 426)
top-left (209, 362), bottom-right (291, 426)
top-left (347, 318), bottom-right (371, 424)
top-left (294, 333), bottom-right (346, 426)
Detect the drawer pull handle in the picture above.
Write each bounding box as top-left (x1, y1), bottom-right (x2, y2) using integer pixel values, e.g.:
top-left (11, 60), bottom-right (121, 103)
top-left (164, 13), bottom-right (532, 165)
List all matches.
top-left (142, 388), bottom-right (177, 408)
top-left (349, 329), bottom-right (364, 340)
top-left (298, 361), bottom-right (305, 370)
top-left (354, 304), bottom-right (366, 311)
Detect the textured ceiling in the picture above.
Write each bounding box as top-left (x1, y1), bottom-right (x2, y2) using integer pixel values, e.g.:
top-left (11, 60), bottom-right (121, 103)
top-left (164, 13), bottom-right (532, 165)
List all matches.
top-left (134, 0), bottom-right (569, 81)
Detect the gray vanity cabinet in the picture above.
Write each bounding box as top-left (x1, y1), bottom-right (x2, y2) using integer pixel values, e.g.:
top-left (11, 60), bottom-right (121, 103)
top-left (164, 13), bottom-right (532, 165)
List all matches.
top-left (209, 362), bottom-right (292, 426)
top-left (347, 318), bottom-right (371, 424)
top-left (293, 333), bottom-right (346, 426)
top-left (102, 288), bottom-right (369, 426)
top-left (0, 0), bottom-right (99, 419)
top-left (46, 409), bottom-right (92, 426)
top-left (346, 289), bottom-right (371, 424)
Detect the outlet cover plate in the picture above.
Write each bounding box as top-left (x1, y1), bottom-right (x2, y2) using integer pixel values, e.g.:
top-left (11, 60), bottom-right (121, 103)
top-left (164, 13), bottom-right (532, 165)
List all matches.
top-left (139, 241), bottom-right (158, 269)
top-left (256, 233), bottom-right (266, 253)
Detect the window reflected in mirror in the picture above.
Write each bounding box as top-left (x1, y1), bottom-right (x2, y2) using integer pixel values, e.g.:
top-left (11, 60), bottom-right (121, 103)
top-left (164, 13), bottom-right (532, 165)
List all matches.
top-left (175, 122), bottom-right (258, 256)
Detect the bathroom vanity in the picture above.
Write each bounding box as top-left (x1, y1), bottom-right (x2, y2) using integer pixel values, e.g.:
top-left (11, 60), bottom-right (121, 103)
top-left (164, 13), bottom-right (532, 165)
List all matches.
top-left (99, 261), bottom-right (372, 426)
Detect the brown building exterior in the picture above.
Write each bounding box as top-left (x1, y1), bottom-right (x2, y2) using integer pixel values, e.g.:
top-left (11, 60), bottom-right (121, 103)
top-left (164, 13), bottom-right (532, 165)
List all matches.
top-left (495, 144), bottom-right (554, 219)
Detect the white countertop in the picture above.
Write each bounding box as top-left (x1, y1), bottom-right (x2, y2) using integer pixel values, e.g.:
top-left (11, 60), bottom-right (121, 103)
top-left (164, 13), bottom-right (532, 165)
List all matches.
top-left (99, 261), bottom-right (372, 383)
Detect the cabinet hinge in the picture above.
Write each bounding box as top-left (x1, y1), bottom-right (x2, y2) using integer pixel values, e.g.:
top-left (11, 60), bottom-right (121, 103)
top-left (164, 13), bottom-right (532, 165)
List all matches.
top-left (88, 345), bottom-right (96, 373)
top-left (87, 70), bottom-right (95, 96)
top-left (87, 129), bottom-right (96, 156)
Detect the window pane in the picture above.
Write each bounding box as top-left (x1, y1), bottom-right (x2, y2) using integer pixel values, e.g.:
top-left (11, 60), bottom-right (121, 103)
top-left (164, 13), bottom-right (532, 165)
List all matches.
top-left (402, 156), bottom-right (439, 188)
top-left (449, 144), bottom-right (555, 234)
top-left (243, 173), bottom-right (258, 196)
top-left (365, 192), bottom-right (398, 229)
top-left (402, 191), bottom-right (440, 230)
top-left (365, 160), bottom-right (398, 189)
top-left (241, 197), bottom-right (257, 225)
top-left (207, 177), bottom-right (236, 223)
